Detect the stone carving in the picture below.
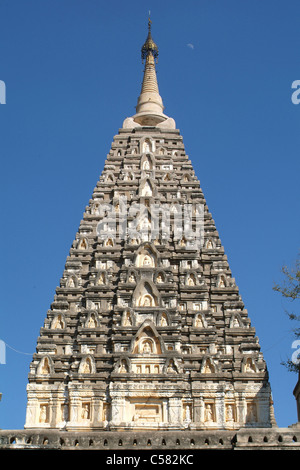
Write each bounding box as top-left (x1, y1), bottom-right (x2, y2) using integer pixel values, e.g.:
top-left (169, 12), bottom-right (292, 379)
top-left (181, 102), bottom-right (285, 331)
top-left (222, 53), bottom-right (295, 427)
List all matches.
top-left (244, 358), bottom-right (256, 373)
top-left (78, 238), bottom-right (88, 250)
top-left (81, 403), bottom-right (90, 420)
top-left (225, 404), bottom-right (235, 422)
top-left (204, 404), bottom-right (214, 423)
top-left (40, 357), bottom-right (51, 375)
top-left (246, 402), bottom-right (257, 423)
top-left (25, 24), bottom-right (273, 433)
top-left (39, 404), bottom-right (49, 423)
top-left (67, 276), bottom-right (76, 288)
top-left (52, 314), bottom-right (64, 329)
top-left (142, 340), bottom-right (153, 354)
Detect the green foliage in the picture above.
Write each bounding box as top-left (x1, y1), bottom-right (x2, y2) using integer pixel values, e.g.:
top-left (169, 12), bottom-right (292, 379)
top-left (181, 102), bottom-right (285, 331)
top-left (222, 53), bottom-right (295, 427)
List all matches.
top-left (273, 254), bottom-right (300, 373)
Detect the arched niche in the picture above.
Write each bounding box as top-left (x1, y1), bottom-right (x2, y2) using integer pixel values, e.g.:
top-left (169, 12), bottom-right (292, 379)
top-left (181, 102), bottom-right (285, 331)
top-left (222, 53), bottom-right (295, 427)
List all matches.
top-left (127, 270), bottom-right (137, 284)
top-left (141, 154), bottom-right (154, 171)
top-left (95, 271), bottom-right (107, 286)
top-left (131, 321), bottom-right (165, 354)
top-left (140, 137), bottom-right (155, 154)
top-left (132, 280), bottom-right (159, 307)
top-left (170, 203), bottom-right (181, 214)
top-left (156, 311), bottom-right (170, 327)
top-left (183, 173), bottom-right (191, 182)
top-left (37, 356), bottom-right (54, 376)
top-left (123, 171), bottom-right (135, 181)
top-left (66, 274), bottom-right (78, 288)
top-left (139, 178), bottom-right (154, 197)
top-left (122, 309), bottom-right (135, 327)
top-left (136, 211), bottom-right (152, 232)
top-left (104, 237), bottom-right (114, 247)
top-left (217, 274), bottom-right (227, 288)
top-left (162, 172), bottom-right (173, 182)
top-left (185, 272), bottom-right (198, 286)
top-left (201, 356), bottom-right (216, 374)
top-left (163, 357), bottom-right (181, 374)
top-left (229, 313), bottom-right (244, 328)
top-left (157, 145), bottom-right (166, 155)
top-left (51, 313), bottom-right (66, 330)
top-left (77, 237), bottom-right (88, 250)
top-left (139, 178), bottom-right (154, 198)
top-left (129, 236), bottom-right (141, 246)
top-left (115, 356), bottom-right (131, 373)
top-left (134, 243), bottom-right (158, 268)
top-left (193, 313), bottom-right (207, 328)
top-left (105, 172), bottom-right (115, 183)
top-left (205, 238), bottom-right (214, 249)
top-left (155, 271), bottom-right (165, 284)
top-left (242, 357), bottom-right (258, 374)
top-left (79, 355), bottom-right (96, 374)
top-left (85, 311), bottom-right (100, 328)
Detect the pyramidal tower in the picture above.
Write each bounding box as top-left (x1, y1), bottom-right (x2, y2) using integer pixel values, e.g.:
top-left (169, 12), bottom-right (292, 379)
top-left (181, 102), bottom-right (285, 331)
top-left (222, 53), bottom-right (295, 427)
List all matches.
top-left (25, 20), bottom-right (274, 432)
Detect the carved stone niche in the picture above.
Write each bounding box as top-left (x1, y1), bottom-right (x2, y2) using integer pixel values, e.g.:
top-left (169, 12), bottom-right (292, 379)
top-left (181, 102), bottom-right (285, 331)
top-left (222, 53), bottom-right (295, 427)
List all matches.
top-left (131, 321), bottom-right (164, 355)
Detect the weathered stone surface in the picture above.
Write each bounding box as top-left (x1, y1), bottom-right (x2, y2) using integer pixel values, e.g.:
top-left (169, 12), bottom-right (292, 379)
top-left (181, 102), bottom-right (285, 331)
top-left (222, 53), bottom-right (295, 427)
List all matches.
top-left (0, 428), bottom-right (300, 450)
top-left (5, 21), bottom-right (290, 447)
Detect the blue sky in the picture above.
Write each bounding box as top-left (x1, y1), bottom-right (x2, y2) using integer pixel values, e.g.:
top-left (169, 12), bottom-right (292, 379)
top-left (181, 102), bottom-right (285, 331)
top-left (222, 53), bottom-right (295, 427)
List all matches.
top-left (0, 0), bottom-right (299, 430)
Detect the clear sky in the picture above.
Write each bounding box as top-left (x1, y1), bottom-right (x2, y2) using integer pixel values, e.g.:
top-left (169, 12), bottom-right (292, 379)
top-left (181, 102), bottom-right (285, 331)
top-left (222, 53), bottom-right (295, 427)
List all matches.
top-left (0, 0), bottom-right (299, 430)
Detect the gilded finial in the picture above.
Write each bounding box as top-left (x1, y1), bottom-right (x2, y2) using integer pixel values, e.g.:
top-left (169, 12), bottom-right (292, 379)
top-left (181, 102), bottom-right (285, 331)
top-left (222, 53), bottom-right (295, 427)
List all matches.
top-left (148, 11), bottom-right (152, 30)
top-left (141, 15), bottom-right (158, 63)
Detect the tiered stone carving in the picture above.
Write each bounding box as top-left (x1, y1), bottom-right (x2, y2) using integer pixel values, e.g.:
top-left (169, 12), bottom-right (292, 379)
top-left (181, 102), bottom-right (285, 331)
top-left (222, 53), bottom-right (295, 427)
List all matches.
top-left (25, 20), bottom-right (273, 432)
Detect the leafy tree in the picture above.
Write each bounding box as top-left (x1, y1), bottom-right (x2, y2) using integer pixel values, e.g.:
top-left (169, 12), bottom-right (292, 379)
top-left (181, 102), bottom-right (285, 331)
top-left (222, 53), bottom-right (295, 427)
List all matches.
top-left (273, 254), bottom-right (300, 372)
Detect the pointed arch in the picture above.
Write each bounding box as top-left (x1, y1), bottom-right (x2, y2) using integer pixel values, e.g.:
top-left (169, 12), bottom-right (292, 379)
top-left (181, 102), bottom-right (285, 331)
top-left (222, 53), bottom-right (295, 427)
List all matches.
top-left (163, 357), bottom-right (181, 374)
top-left (104, 237), bottom-right (114, 247)
top-left (157, 145), bottom-right (166, 155)
top-left (137, 210), bottom-right (152, 232)
top-left (122, 309), bottom-right (135, 327)
top-left (156, 311), bottom-right (170, 326)
top-left (85, 311), bottom-right (100, 328)
top-left (105, 172), bottom-right (115, 183)
top-left (130, 320), bottom-right (165, 354)
top-left (37, 356), bottom-right (54, 375)
top-left (193, 313), bottom-right (207, 328)
top-left (230, 312), bottom-right (244, 328)
top-left (162, 172), bottom-right (173, 182)
top-left (134, 243), bottom-right (158, 268)
top-left (217, 274), bottom-right (227, 288)
top-left (132, 280), bottom-right (160, 307)
top-left (51, 313), bottom-right (66, 330)
top-left (115, 356), bottom-right (131, 373)
top-left (79, 355), bottom-right (96, 374)
top-left (205, 238), bottom-right (214, 249)
top-left (141, 154), bottom-right (154, 170)
top-left (170, 203), bottom-right (181, 214)
top-left (242, 357), bottom-right (258, 374)
top-left (66, 274), bottom-right (78, 288)
top-left (201, 356), bottom-right (216, 374)
top-left (141, 136), bottom-right (155, 154)
top-left (127, 269), bottom-right (138, 284)
top-left (139, 178), bottom-right (155, 197)
top-left (77, 237), bottom-right (88, 250)
top-left (155, 271), bottom-right (165, 284)
top-left (95, 271), bottom-right (107, 285)
top-left (185, 272), bottom-right (198, 286)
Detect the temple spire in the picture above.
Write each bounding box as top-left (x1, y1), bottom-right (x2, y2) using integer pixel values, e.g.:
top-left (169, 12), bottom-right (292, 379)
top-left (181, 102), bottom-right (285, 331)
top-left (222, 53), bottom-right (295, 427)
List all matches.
top-left (123, 18), bottom-right (176, 129)
top-left (139, 17), bottom-right (160, 96)
top-left (134, 17), bottom-right (165, 125)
